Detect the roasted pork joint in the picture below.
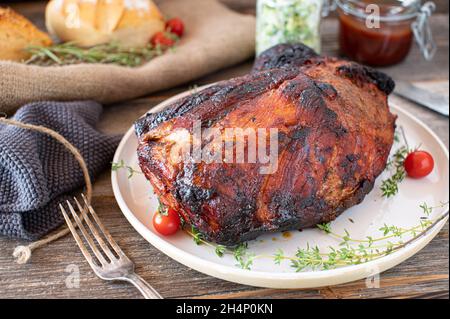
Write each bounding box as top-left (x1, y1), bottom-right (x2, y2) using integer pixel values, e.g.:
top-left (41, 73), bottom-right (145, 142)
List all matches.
top-left (135, 43), bottom-right (397, 246)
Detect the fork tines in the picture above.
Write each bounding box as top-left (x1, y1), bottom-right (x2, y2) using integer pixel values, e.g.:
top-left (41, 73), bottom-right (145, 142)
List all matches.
top-left (59, 195), bottom-right (128, 270)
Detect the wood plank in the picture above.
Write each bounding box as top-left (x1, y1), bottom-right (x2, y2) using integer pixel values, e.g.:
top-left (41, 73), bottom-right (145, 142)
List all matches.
top-left (0, 219), bottom-right (447, 298)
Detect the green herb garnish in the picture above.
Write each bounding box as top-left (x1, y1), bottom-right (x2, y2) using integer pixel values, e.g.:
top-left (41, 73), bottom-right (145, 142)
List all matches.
top-left (184, 202), bottom-right (448, 271)
top-left (215, 245), bottom-right (226, 257)
top-left (25, 42), bottom-right (168, 67)
top-left (317, 222), bottom-right (332, 234)
top-left (381, 127), bottom-right (410, 198)
top-left (158, 200), bottom-right (169, 216)
top-left (191, 226), bottom-right (204, 245)
top-left (111, 160), bottom-right (142, 178)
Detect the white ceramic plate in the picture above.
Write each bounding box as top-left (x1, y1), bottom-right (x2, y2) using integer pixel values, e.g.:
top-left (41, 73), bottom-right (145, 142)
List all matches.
top-left (112, 87), bottom-right (449, 289)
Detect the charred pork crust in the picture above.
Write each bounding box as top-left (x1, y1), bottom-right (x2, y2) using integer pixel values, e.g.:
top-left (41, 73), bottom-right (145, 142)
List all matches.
top-left (135, 43), bottom-right (397, 246)
top-left (252, 43), bottom-right (319, 73)
top-left (336, 63), bottom-right (396, 95)
top-left (253, 43), bottom-right (395, 96)
top-left (135, 68), bottom-right (300, 138)
top-left (135, 86), bottom-right (221, 137)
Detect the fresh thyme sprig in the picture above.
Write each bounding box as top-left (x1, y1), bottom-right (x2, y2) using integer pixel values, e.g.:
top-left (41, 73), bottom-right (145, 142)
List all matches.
top-left (317, 202), bottom-right (448, 246)
top-left (233, 243), bottom-right (256, 270)
top-left (158, 200), bottom-right (169, 216)
top-left (24, 42), bottom-right (167, 67)
top-left (185, 201), bottom-right (449, 271)
top-left (185, 227), bottom-right (255, 269)
top-left (215, 245), bottom-right (226, 257)
top-left (381, 127), bottom-right (410, 198)
top-left (381, 145), bottom-right (408, 198)
top-left (111, 160), bottom-right (143, 178)
top-left (190, 226), bottom-right (204, 245)
top-left (291, 201), bottom-right (448, 271)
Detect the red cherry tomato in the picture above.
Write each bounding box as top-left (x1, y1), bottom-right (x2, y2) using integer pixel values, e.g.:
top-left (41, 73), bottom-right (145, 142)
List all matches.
top-left (404, 150), bottom-right (434, 178)
top-left (153, 207), bottom-right (181, 236)
top-left (166, 18), bottom-right (185, 37)
top-left (151, 32), bottom-right (175, 47)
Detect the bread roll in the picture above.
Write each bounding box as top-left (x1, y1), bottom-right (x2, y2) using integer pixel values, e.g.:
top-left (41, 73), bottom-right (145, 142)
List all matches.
top-left (0, 7), bottom-right (52, 62)
top-left (46, 0), bottom-right (166, 48)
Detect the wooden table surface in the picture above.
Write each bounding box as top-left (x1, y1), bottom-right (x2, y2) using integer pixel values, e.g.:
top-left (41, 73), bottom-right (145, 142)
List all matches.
top-left (0, 1), bottom-right (448, 299)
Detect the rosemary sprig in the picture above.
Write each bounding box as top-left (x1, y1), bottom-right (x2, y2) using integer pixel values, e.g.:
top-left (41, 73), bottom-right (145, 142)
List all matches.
top-left (111, 160), bottom-right (143, 178)
top-left (25, 42), bottom-right (167, 67)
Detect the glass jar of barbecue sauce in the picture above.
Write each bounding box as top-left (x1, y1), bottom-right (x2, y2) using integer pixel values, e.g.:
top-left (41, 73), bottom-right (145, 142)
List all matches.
top-left (335, 0), bottom-right (437, 66)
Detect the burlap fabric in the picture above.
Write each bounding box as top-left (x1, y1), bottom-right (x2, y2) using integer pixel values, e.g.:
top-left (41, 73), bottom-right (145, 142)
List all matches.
top-left (0, 0), bottom-right (256, 114)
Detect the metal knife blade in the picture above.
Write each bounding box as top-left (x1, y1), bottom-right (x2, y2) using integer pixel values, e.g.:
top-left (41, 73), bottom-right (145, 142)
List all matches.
top-left (394, 81), bottom-right (449, 116)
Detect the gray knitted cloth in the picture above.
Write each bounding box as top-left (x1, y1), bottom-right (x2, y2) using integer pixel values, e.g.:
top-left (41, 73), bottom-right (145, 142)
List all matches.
top-left (0, 101), bottom-right (120, 240)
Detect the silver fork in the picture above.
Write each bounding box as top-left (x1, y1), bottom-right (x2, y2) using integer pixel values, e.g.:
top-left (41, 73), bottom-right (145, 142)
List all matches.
top-left (59, 194), bottom-right (163, 299)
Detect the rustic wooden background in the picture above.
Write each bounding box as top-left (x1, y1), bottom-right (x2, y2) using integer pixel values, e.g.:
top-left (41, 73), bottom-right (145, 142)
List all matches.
top-left (0, 0), bottom-right (448, 299)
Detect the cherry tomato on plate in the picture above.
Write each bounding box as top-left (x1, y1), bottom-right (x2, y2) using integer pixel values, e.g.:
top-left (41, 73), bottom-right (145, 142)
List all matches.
top-left (151, 32), bottom-right (175, 47)
top-left (153, 207), bottom-right (181, 236)
top-left (404, 150), bottom-right (434, 178)
top-left (166, 18), bottom-right (185, 37)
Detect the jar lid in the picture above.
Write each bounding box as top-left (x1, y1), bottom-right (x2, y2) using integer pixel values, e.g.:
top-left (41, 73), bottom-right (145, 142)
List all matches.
top-left (336, 0), bottom-right (422, 21)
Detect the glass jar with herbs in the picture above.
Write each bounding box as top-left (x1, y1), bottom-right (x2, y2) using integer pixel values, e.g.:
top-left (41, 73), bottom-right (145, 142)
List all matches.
top-left (256, 0), bottom-right (327, 55)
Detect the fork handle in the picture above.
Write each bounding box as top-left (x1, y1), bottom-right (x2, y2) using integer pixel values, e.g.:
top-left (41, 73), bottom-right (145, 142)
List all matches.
top-left (124, 273), bottom-right (163, 299)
